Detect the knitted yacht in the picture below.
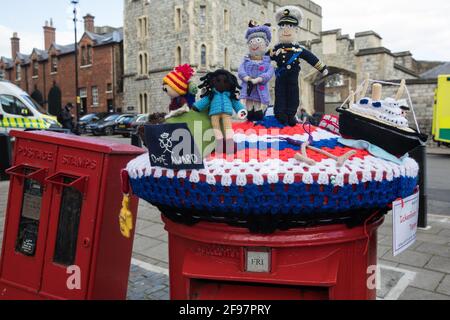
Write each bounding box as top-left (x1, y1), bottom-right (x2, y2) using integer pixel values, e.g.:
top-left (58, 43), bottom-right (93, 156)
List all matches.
top-left (126, 114), bottom-right (419, 232)
top-left (350, 97), bottom-right (410, 129)
top-left (338, 79), bottom-right (428, 156)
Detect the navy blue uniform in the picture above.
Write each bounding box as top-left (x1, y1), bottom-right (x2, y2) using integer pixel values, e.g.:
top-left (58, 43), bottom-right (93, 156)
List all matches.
top-left (270, 43), bottom-right (326, 125)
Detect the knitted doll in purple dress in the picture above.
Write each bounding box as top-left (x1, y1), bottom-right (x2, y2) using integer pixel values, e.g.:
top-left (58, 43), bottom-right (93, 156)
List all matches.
top-left (238, 21), bottom-right (275, 122)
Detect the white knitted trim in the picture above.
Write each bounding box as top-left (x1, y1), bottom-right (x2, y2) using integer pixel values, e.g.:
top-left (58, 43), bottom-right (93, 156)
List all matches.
top-left (126, 153), bottom-right (419, 186)
top-left (233, 128), bottom-right (338, 144)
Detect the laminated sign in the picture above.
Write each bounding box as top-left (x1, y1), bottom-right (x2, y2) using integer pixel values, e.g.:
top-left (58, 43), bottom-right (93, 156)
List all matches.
top-left (392, 192), bottom-right (419, 256)
top-left (145, 123), bottom-right (204, 170)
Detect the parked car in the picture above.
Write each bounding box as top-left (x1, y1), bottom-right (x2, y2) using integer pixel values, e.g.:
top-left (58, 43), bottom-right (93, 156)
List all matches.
top-left (114, 114), bottom-right (139, 137)
top-left (129, 114), bottom-right (148, 132)
top-left (77, 112), bottom-right (110, 134)
top-left (86, 113), bottom-right (121, 136)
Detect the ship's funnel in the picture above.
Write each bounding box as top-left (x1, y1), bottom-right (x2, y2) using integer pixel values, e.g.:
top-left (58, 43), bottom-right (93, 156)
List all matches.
top-left (372, 83), bottom-right (383, 101)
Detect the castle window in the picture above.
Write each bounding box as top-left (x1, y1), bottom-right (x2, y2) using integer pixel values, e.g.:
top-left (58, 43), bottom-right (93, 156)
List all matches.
top-left (224, 48), bottom-right (230, 70)
top-left (33, 61), bottom-right (39, 77)
top-left (16, 64), bottom-right (21, 81)
top-left (139, 93), bottom-right (148, 114)
top-left (199, 5), bottom-right (206, 27)
top-left (138, 52), bottom-right (149, 75)
top-left (224, 9), bottom-right (230, 31)
top-left (138, 16), bottom-right (148, 39)
top-left (175, 46), bottom-right (182, 66)
top-left (144, 93), bottom-right (148, 113)
top-left (0, 69), bottom-right (4, 80)
top-left (175, 7), bottom-right (182, 31)
top-left (144, 52), bottom-right (148, 74)
top-left (307, 19), bottom-right (312, 32)
top-left (200, 45), bottom-right (207, 68)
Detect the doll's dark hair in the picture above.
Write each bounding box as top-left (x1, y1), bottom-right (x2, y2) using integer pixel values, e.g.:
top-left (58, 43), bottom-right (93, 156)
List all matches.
top-left (198, 69), bottom-right (242, 101)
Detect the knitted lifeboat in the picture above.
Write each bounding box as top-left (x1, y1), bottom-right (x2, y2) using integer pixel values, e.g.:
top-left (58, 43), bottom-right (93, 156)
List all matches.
top-left (126, 114), bottom-right (419, 233)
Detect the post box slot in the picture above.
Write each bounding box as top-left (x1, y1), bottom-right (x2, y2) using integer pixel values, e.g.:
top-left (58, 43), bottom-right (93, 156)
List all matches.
top-left (45, 172), bottom-right (88, 195)
top-left (189, 279), bottom-right (330, 300)
top-left (15, 175), bottom-right (44, 257)
top-left (6, 164), bottom-right (47, 183)
top-left (52, 176), bottom-right (84, 266)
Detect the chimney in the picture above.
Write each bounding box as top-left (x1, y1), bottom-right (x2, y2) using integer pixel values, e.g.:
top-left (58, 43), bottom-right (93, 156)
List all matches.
top-left (43, 19), bottom-right (56, 51)
top-left (11, 32), bottom-right (20, 59)
top-left (84, 14), bottom-right (95, 33)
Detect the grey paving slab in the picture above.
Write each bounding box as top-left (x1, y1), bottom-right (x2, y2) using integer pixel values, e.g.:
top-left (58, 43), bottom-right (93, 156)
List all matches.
top-left (379, 236), bottom-right (393, 246)
top-left (132, 253), bottom-right (168, 270)
top-left (157, 232), bottom-right (169, 242)
top-left (416, 233), bottom-right (449, 245)
top-left (417, 226), bottom-right (443, 235)
top-left (378, 259), bottom-right (399, 268)
top-left (377, 245), bottom-right (390, 258)
top-left (133, 235), bottom-right (164, 253)
top-left (127, 264), bottom-right (170, 301)
top-left (138, 242), bottom-right (169, 264)
top-left (438, 229), bottom-right (450, 237)
top-left (398, 286), bottom-right (450, 300)
top-left (382, 250), bottom-right (433, 268)
top-left (415, 242), bottom-right (450, 258)
top-left (425, 256), bottom-right (450, 274)
top-left (137, 223), bottom-right (167, 239)
top-left (377, 226), bottom-right (392, 236)
top-left (397, 264), bottom-right (446, 292)
top-left (135, 219), bottom-right (157, 232)
top-left (378, 268), bottom-right (404, 299)
top-left (436, 275), bottom-right (450, 296)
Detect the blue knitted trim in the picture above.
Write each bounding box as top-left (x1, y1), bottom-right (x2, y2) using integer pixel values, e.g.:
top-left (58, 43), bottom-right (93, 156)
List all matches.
top-left (255, 116), bottom-right (287, 128)
top-left (130, 175), bottom-right (418, 216)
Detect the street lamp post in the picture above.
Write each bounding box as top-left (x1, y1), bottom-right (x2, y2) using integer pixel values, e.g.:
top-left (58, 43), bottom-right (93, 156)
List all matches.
top-left (71, 0), bottom-right (80, 123)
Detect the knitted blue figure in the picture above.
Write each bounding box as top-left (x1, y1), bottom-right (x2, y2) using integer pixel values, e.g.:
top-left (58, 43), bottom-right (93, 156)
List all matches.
top-left (193, 69), bottom-right (247, 154)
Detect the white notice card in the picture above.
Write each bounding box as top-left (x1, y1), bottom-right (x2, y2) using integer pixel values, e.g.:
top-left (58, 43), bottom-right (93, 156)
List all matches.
top-left (392, 192), bottom-right (419, 257)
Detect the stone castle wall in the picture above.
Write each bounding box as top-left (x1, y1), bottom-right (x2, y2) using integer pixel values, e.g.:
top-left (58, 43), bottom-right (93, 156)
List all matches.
top-left (123, 0), bottom-right (322, 113)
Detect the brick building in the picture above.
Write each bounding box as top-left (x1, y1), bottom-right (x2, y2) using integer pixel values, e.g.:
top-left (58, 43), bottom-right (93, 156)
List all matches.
top-left (0, 15), bottom-right (124, 117)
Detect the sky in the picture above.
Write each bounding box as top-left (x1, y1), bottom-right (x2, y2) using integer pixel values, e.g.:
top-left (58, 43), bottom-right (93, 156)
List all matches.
top-left (0, 0), bottom-right (448, 62)
top-left (0, 0), bottom-right (123, 59)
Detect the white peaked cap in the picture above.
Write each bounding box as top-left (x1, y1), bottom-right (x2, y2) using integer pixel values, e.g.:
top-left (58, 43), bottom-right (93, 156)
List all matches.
top-left (275, 5), bottom-right (304, 26)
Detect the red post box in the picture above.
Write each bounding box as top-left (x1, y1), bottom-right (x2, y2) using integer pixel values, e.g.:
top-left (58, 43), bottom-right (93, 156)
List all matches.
top-left (0, 130), bottom-right (144, 300)
top-left (163, 215), bottom-right (383, 300)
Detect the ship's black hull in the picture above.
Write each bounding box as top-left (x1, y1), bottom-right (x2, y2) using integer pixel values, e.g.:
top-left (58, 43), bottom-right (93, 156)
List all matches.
top-left (337, 108), bottom-right (428, 156)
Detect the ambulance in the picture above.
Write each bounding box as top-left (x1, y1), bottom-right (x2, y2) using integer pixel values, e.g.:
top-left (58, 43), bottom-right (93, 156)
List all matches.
top-left (0, 80), bottom-right (61, 133)
top-left (432, 75), bottom-right (450, 146)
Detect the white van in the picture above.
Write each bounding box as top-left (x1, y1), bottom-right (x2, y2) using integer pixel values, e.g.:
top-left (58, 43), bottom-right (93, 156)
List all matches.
top-left (0, 80), bottom-right (60, 133)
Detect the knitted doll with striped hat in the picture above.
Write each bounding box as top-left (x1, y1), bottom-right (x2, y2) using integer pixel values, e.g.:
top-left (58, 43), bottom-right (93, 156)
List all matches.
top-left (163, 64), bottom-right (198, 118)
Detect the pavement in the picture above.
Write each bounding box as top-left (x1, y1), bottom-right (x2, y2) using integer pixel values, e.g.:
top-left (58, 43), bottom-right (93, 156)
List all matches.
top-left (0, 135), bottom-right (449, 300)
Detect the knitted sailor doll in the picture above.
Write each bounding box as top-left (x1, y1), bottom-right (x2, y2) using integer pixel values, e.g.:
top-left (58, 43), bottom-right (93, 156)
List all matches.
top-left (163, 64), bottom-right (198, 119)
top-left (238, 21), bottom-right (275, 122)
top-left (271, 6), bottom-right (329, 127)
top-left (193, 69), bottom-right (247, 154)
